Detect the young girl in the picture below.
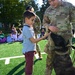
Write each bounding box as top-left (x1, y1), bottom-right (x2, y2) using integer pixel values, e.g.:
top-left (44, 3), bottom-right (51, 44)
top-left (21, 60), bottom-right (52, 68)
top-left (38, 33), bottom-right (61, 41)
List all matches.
top-left (22, 11), bottom-right (50, 75)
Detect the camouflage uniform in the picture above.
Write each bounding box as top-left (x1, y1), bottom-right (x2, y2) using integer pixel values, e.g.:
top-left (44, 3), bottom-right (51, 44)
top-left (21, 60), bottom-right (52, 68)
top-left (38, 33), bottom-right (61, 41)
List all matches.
top-left (43, 2), bottom-right (75, 75)
top-left (33, 15), bottom-right (42, 58)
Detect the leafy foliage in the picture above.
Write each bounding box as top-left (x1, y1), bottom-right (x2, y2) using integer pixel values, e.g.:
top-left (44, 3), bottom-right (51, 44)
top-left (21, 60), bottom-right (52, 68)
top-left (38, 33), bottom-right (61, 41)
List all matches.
top-left (0, 0), bottom-right (50, 31)
top-left (36, 0), bottom-right (49, 22)
top-left (0, 0), bottom-right (31, 27)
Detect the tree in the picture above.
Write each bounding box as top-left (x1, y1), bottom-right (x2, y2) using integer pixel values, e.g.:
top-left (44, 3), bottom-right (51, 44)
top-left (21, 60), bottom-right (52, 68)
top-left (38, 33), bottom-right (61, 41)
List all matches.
top-left (0, 0), bottom-right (31, 31)
top-left (36, 0), bottom-right (49, 22)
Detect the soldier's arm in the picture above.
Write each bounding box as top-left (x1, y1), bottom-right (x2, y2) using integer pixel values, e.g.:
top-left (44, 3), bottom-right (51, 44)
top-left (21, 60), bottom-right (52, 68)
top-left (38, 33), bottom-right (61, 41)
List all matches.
top-left (43, 15), bottom-right (59, 33)
top-left (71, 6), bottom-right (75, 33)
top-left (43, 15), bottom-right (50, 33)
top-left (33, 15), bottom-right (41, 34)
top-left (36, 16), bottom-right (41, 26)
top-left (43, 15), bottom-right (50, 27)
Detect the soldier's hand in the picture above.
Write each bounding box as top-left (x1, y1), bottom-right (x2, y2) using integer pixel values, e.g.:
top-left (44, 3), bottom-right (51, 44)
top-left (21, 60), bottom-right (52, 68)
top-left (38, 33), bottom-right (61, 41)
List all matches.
top-left (48, 26), bottom-right (59, 33)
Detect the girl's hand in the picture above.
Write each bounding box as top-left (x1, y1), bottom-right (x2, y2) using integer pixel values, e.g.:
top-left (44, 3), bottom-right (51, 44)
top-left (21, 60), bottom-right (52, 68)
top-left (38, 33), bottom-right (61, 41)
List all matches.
top-left (43, 32), bottom-right (51, 39)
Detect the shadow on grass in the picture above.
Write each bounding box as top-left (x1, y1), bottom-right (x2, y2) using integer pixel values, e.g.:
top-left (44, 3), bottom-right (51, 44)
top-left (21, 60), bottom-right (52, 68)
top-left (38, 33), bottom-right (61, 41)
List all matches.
top-left (7, 61), bottom-right (25, 75)
top-left (7, 59), bottom-right (42, 75)
top-left (34, 58), bottom-right (42, 65)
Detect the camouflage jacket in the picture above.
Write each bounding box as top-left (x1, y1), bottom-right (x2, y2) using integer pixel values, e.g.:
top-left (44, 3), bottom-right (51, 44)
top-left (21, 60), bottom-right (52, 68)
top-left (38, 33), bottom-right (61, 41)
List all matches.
top-left (33, 15), bottom-right (41, 36)
top-left (43, 2), bottom-right (75, 53)
top-left (43, 2), bottom-right (75, 43)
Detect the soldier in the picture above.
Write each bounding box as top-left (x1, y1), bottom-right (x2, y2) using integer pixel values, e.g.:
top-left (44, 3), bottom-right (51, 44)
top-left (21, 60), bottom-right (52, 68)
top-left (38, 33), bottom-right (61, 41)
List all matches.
top-left (26, 5), bottom-right (42, 59)
top-left (43, 0), bottom-right (75, 75)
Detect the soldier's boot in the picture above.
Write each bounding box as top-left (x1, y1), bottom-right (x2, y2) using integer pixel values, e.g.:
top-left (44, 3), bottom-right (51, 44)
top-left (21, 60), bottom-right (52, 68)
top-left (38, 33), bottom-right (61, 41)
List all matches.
top-left (37, 51), bottom-right (42, 60)
top-left (45, 68), bottom-right (52, 75)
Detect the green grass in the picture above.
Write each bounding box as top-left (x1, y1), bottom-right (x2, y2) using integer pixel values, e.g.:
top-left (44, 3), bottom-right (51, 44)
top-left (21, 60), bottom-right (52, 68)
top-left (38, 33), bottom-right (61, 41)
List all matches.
top-left (0, 40), bottom-right (48, 75)
top-left (0, 40), bottom-right (75, 75)
top-left (0, 42), bottom-right (23, 58)
top-left (0, 40), bottom-right (47, 58)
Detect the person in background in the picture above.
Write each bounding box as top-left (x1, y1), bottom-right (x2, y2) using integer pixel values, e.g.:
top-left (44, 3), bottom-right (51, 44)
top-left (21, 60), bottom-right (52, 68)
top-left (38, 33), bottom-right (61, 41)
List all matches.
top-left (7, 32), bottom-right (13, 43)
top-left (43, 0), bottom-right (75, 75)
top-left (0, 30), bottom-right (6, 43)
top-left (0, 30), bottom-right (4, 38)
top-left (11, 26), bottom-right (18, 42)
top-left (22, 11), bottom-right (50, 75)
top-left (17, 28), bottom-right (23, 42)
top-left (40, 28), bottom-right (45, 37)
top-left (26, 5), bottom-right (42, 59)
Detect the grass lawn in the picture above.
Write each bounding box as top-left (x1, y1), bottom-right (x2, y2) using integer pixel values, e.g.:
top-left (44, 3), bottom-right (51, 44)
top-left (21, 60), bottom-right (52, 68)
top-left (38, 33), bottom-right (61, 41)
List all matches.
top-left (0, 40), bottom-right (75, 75)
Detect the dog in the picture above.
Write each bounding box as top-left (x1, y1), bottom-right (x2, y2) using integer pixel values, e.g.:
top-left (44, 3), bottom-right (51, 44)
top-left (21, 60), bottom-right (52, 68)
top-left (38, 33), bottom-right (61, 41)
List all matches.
top-left (50, 32), bottom-right (75, 75)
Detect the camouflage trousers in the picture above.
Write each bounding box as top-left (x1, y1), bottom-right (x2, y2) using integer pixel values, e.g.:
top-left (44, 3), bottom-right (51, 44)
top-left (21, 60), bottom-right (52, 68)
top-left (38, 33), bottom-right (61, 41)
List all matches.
top-left (44, 43), bottom-right (55, 75)
top-left (45, 52), bottom-right (55, 75)
top-left (36, 44), bottom-right (42, 58)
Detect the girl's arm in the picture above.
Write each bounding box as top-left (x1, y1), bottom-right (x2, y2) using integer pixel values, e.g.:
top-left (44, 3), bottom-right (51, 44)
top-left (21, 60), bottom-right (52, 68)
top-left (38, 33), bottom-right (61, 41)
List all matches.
top-left (30, 32), bottom-right (50, 43)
